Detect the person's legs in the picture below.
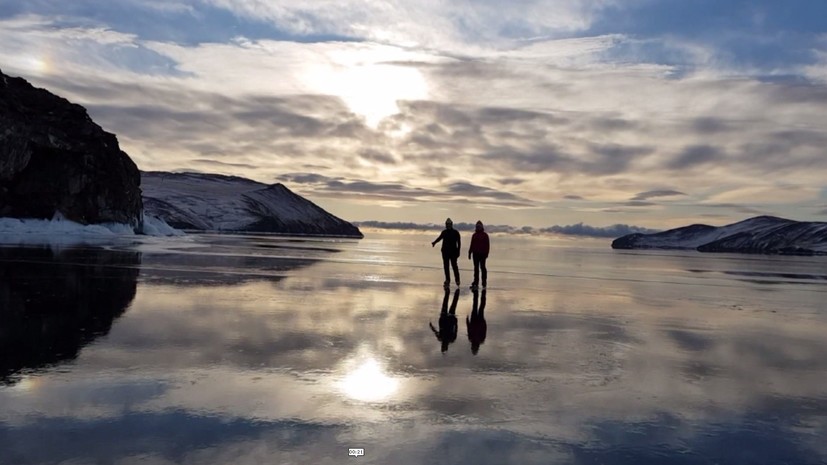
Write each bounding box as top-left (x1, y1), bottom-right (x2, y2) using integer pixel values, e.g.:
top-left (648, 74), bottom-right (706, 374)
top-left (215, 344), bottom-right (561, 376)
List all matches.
top-left (451, 256), bottom-right (460, 284)
top-left (472, 254), bottom-right (481, 286)
top-left (480, 256), bottom-right (487, 287)
top-left (442, 253), bottom-right (450, 284)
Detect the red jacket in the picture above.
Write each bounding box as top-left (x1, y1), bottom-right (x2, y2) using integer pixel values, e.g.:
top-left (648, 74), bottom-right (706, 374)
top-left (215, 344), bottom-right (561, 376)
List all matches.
top-left (469, 230), bottom-right (490, 257)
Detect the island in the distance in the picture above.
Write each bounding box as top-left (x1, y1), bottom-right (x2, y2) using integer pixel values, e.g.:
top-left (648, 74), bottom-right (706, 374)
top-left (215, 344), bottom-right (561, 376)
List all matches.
top-left (612, 215), bottom-right (827, 255)
top-left (142, 171), bottom-right (363, 238)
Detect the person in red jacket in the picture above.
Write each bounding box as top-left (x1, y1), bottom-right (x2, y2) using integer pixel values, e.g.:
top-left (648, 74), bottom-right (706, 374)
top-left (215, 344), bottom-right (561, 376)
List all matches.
top-left (467, 220), bottom-right (489, 288)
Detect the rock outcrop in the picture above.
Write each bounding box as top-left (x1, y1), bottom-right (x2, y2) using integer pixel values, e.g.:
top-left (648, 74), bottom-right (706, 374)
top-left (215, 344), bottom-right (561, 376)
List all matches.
top-left (0, 69), bottom-right (143, 228)
top-left (612, 216), bottom-right (827, 255)
top-left (142, 171), bottom-right (363, 237)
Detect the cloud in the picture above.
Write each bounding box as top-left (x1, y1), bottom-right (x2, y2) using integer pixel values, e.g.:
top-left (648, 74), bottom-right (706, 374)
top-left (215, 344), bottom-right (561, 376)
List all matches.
top-left (631, 190), bottom-right (687, 201)
top-left (277, 173), bottom-right (340, 185)
top-left (445, 182), bottom-right (534, 206)
top-left (564, 195), bottom-right (584, 200)
top-left (586, 1), bottom-right (827, 77)
top-left (196, 0), bottom-right (617, 52)
top-left (587, 116), bottom-right (639, 132)
top-left (697, 203), bottom-right (769, 216)
top-left (356, 220), bottom-right (524, 235)
top-left (323, 180), bottom-right (425, 196)
top-left (358, 149), bottom-right (398, 165)
top-left (356, 221), bottom-right (659, 238)
top-left (707, 186), bottom-right (820, 205)
top-left (540, 222), bottom-right (660, 237)
top-left (3, 7), bottom-right (827, 228)
top-left (190, 159), bottom-right (259, 170)
top-left (475, 143), bottom-right (648, 177)
top-left (690, 117), bottom-right (733, 134)
top-left (279, 172), bottom-right (534, 206)
top-left (667, 145), bottom-right (725, 170)
top-left (620, 201), bottom-right (657, 207)
top-left (355, 221), bottom-right (439, 232)
top-left (496, 177), bottom-right (525, 186)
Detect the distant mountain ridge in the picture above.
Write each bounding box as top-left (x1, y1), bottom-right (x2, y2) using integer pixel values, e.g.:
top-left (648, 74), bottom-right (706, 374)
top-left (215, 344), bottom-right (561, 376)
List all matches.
top-left (141, 171), bottom-right (363, 237)
top-left (611, 216), bottom-right (827, 255)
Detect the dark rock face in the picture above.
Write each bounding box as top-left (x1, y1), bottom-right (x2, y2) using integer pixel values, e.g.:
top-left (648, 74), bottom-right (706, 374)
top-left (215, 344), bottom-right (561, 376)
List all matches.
top-left (0, 69), bottom-right (143, 228)
top-left (610, 233), bottom-right (644, 249)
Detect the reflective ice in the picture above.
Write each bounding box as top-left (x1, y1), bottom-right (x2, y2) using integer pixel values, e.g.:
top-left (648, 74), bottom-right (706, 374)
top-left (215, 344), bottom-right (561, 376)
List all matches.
top-left (1, 233), bottom-right (825, 464)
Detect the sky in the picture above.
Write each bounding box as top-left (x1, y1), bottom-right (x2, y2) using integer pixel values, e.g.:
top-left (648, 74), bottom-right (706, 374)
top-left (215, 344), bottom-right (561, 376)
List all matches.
top-left (1, 0), bottom-right (826, 231)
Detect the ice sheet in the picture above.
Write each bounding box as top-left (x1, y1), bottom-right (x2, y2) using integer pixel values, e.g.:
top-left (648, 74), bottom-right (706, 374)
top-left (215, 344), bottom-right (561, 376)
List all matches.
top-left (1, 233), bottom-right (825, 464)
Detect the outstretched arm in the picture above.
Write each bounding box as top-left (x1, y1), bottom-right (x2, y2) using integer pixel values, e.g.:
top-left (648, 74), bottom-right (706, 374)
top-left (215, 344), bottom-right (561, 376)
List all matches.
top-left (431, 231), bottom-right (444, 247)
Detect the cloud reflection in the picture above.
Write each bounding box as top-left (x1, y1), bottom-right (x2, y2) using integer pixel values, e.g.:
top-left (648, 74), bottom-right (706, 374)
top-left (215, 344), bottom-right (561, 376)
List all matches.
top-left (1, 235), bottom-right (826, 464)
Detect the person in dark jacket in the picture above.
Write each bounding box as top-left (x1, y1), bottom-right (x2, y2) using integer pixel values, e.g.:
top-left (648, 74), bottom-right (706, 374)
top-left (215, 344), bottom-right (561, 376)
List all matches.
top-left (468, 220), bottom-right (489, 288)
top-left (467, 288), bottom-right (487, 355)
top-left (432, 218), bottom-right (461, 286)
top-left (430, 288), bottom-right (459, 353)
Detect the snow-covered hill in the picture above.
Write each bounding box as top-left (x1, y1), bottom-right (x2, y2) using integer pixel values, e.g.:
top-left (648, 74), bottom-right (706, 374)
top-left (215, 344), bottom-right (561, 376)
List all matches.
top-left (611, 216), bottom-right (827, 255)
top-left (141, 171), bottom-right (363, 237)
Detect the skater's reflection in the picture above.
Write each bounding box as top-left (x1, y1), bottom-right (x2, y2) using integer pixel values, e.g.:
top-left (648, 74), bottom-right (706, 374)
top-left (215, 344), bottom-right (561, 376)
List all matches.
top-left (467, 289), bottom-right (487, 355)
top-left (430, 288), bottom-right (460, 353)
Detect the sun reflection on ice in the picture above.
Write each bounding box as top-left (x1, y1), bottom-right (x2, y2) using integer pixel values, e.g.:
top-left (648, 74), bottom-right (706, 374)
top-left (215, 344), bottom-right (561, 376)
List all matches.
top-left (339, 357), bottom-right (399, 402)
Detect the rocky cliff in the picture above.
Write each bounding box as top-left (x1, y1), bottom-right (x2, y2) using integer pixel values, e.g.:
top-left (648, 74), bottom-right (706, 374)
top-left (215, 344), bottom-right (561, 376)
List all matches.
top-left (0, 69), bottom-right (143, 228)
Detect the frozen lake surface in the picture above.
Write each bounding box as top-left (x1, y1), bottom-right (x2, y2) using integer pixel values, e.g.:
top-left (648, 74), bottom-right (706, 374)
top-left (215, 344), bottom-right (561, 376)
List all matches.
top-left (1, 232), bottom-right (826, 464)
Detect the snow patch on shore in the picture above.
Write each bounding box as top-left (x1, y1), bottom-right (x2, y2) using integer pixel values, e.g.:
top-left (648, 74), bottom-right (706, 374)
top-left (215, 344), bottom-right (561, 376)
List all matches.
top-left (0, 212), bottom-right (183, 245)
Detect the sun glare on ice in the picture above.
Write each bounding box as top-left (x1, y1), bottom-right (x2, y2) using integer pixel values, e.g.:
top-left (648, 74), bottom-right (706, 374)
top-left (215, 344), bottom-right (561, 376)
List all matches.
top-left (339, 357), bottom-right (399, 402)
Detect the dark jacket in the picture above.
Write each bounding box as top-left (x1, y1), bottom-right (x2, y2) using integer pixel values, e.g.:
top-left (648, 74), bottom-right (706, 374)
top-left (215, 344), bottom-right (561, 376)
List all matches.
top-left (433, 228), bottom-right (461, 257)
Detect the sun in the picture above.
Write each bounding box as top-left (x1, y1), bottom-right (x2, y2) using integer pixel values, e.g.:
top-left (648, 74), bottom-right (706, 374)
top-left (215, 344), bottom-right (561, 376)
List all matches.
top-left (11, 53), bottom-right (51, 75)
top-left (322, 63), bottom-right (428, 128)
